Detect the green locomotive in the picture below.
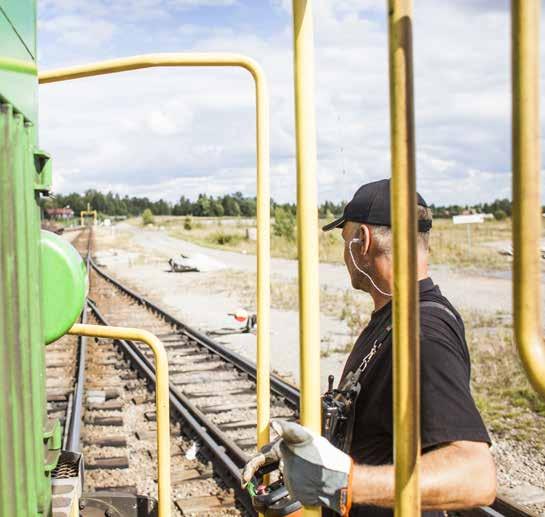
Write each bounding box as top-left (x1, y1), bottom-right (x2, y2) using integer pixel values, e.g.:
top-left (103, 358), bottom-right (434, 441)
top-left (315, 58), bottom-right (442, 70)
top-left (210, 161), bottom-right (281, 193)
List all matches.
top-left (1, 2), bottom-right (88, 515)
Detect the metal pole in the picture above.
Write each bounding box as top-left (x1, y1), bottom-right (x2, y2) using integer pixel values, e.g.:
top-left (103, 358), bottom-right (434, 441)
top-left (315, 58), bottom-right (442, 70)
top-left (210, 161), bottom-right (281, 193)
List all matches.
top-left (291, 2), bottom-right (321, 516)
top-left (387, 1), bottom-right (421, 516)
top-left (68, 323), bottom-right (171, 517)
top-left (40, 53), bottom-right (271, 448)
top-left (511, 0), bottom-right (545, 397)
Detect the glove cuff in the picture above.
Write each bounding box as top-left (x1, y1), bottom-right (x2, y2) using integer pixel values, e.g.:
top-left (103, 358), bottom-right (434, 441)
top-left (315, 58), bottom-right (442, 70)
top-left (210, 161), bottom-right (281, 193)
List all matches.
top-left (339, 459), bottom-right (354, 516)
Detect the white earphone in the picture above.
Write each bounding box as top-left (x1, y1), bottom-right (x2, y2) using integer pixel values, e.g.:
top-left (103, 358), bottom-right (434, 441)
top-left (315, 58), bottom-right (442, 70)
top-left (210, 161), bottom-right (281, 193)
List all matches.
top-left (349, 238), bottom-right (392, 297)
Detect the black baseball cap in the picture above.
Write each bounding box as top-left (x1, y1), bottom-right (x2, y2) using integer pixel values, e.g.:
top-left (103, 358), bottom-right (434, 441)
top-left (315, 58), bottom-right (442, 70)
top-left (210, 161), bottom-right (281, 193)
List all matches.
top-left (322, 179), bottom-right (432, 232)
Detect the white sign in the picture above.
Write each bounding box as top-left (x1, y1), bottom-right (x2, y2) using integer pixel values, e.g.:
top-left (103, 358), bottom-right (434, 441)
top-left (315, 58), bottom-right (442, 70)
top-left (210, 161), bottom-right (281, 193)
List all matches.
top-left (452, 214), bottom-right (485, 225)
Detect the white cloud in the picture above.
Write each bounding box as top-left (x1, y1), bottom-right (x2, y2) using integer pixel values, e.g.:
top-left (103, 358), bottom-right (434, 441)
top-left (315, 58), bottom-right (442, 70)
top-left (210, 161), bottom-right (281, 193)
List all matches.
top-left (39, 14), bottom-right (116, 48)
top-left (38, 1), bottom-right (545, 205)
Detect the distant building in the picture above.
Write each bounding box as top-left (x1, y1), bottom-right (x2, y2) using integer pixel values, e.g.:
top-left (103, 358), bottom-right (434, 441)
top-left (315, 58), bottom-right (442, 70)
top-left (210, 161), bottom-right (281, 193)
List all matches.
top-left (45, 207), bottom-right (74, 220)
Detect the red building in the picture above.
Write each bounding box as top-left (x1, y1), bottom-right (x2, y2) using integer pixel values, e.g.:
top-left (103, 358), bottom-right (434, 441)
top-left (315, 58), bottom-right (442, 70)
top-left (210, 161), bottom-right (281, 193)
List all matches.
top-left (45, 207), bottom-right (74, 220)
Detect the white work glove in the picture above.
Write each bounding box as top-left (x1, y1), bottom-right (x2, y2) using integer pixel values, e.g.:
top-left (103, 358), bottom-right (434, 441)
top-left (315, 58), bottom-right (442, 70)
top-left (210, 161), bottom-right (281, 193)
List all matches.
top-left (273, 419), bottom-right (354, 516)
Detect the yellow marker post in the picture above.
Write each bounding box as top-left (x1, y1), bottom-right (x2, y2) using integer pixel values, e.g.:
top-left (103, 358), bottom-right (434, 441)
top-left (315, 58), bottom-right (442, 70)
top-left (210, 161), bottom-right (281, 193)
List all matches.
top-left (511, 0), bottom-right (545, 398)
top-left (80, 203), bottom-right (97, 227)
top-left (291, 1), bottom-right (321, 516)
top-left (40, 54), bottom-right (271, 449)
top-left (68, 323), bottom-right (171, 517)
top-left (387, 1), bottom-right (420, 516)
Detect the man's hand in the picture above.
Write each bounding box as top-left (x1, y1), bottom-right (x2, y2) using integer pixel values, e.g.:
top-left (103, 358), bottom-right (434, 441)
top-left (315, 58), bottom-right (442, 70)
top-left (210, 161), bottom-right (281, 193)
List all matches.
top-left (272, 420), bottom-right (353, 516)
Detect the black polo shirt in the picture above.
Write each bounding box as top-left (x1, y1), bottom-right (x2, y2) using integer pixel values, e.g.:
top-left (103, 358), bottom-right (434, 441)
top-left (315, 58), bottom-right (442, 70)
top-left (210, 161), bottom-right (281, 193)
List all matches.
top-left (341, 278), bottom-right (490, 517)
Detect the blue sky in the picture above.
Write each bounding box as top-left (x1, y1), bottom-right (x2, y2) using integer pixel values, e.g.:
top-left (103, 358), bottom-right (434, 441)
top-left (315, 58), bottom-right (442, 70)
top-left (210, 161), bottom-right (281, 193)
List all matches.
top-left (37, 1), bottom-right (545, 206)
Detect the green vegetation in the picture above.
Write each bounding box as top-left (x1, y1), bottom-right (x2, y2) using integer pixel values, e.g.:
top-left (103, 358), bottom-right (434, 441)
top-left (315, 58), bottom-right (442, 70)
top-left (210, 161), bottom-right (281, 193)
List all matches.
top-left (465, 310), bottom-right (545, 447)
top-left (273, 207), bottom-right (296, 241)
top-left (156, 215), bottom-right (540, 272)
top-left (210, 231), bottom-right (244, 246)
top-left (42, 189), bottom-right (524, 221)
top-left (494, 209), bottom-right (507, 221)
top-left (142, 208), bottom-right (154, 225)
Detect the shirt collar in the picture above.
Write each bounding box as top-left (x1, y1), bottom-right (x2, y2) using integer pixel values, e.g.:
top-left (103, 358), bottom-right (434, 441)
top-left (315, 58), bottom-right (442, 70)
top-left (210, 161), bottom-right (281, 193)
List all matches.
top-left (372, 277), bottom-right (436, 318)
top-left (419, 277), bottom-right (435, 293)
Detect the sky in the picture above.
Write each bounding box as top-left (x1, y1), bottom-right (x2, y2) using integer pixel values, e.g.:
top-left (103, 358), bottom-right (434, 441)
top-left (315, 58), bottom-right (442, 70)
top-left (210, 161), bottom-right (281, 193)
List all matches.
top-left (37, 0), bottom-right (545, 206)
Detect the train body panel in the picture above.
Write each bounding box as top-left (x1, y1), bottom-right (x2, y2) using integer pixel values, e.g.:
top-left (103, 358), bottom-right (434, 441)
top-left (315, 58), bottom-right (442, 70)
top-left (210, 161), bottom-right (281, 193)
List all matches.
top-left (0, 1), bottom-right (56, 515)
top-left (0, 1), bottom-right (38, 124)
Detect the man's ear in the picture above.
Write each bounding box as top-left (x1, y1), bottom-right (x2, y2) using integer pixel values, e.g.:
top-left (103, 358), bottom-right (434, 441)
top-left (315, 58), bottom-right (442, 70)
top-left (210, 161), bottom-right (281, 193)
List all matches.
top-left (359, 225), bottom-right (371, 256)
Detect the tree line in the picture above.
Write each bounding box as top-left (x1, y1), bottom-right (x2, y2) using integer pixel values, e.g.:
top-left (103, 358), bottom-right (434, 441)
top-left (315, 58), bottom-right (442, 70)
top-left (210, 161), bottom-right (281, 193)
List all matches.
top-left (430, 198), bottom-right (513, 219)
top-left (42, 190), bottom-right (345, 219)
top-left (42, 189), bottom-right (517, 220)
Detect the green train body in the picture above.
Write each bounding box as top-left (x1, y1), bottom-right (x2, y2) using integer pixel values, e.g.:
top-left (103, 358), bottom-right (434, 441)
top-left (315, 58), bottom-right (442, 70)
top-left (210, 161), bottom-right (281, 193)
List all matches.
top-left (0, 2), bottom-right (87, 516)
top-left (0, 2), bottom-right (53, 516)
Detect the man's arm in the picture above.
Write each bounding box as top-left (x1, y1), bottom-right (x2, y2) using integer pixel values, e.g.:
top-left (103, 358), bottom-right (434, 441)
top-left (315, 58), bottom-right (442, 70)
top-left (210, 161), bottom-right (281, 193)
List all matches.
top-left (352, 440), bottom-right (497, 510)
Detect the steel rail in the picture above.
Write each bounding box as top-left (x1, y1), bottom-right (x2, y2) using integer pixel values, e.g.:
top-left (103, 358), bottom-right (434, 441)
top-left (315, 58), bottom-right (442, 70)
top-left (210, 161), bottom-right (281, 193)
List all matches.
top-left (86, 299), bottom-right (255, 516)
top-left (39, 52), bottom-right (272, 451)
top-left (64, 309), bottom-right (87, 452)
top-left (90, 257), bottom-right (300, 408)
top-left (64, 228), bottom-right (92, 452)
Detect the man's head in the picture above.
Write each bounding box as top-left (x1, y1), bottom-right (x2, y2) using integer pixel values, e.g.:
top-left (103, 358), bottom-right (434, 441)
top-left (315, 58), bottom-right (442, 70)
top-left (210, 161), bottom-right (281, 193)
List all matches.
top-left (323, 179), bottom-right (432, 294)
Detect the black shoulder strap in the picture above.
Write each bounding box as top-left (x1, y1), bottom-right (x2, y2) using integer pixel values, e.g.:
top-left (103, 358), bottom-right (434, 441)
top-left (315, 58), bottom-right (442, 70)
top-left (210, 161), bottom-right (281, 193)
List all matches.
top-left (420, 301), bottom-right (457, 321)
top-left (375, 321), bottom-right (393, 345)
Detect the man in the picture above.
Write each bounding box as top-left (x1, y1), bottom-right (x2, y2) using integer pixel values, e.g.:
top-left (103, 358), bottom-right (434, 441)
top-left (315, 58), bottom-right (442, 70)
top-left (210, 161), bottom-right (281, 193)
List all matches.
top-left (243, 179), bottom-right (496, 516)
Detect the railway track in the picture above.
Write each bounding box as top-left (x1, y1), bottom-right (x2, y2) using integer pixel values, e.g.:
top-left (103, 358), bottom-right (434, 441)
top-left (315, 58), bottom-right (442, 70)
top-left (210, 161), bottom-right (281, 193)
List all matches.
top-left (47, 227), bottom-right (537, 517)
top-left (87, 256), bottom-right (298, 515)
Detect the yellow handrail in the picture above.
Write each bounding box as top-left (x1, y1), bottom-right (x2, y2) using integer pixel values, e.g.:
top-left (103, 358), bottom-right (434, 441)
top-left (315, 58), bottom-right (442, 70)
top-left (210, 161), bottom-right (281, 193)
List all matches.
top-left (291, 2), bottom-right (321, 517)
top-left (68, 323), bottom-right (171, 517)
top-left (40, 53), bottom-right (272, 449)
top-left (511, 1), bottom-right (545, 397)
top-left (388, 1), bottom-right (421, 516)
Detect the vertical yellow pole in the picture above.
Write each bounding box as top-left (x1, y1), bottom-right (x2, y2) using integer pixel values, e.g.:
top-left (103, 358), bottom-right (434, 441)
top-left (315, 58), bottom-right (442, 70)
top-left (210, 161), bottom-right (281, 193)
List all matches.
top-left (387, 1), bottom-right (420, 516)
top-left (511, 0), bottom-right (545, 397)
top-left (255, 66), bottom-right (271, 451)
top-left (292, 1), bottom-right (321, 516)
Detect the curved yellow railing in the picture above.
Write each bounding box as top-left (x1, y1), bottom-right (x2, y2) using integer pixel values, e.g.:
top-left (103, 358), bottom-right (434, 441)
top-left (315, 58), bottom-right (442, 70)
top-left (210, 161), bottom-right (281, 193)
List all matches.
top-left (68, 323), bottom-right (171, 517)
top-left (39, 53), bottom-right (272, 449)
top-left (511, 0), bottom-right (545, 397)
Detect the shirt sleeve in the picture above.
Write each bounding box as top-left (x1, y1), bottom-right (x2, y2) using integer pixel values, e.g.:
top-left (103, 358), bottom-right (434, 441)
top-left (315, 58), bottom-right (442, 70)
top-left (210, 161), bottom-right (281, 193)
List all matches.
top-left (419, 316), bottom-right (491, 450)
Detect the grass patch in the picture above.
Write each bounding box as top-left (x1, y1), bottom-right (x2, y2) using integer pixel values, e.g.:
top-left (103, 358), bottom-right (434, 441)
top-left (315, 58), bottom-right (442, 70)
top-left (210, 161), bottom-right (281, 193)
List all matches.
top-left (465, 310), bottom-right (545, 447)
top-left (210, 231), bottom-right (245, 246)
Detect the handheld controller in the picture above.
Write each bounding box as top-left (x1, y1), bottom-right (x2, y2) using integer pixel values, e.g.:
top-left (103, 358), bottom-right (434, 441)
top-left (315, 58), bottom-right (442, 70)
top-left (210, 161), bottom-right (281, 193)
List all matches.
top-left (245, 461), bottom-right (302, 516)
